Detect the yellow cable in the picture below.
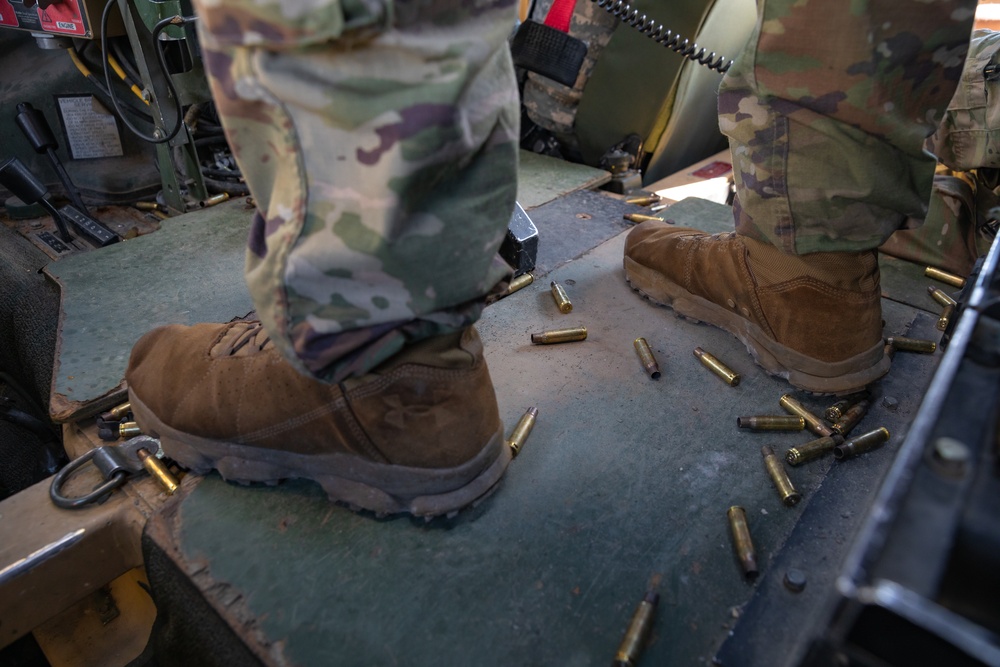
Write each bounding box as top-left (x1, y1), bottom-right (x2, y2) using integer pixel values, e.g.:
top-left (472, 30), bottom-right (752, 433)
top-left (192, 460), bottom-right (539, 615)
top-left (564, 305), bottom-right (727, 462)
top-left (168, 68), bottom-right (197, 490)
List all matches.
top-left (67, 48), bottom-right (149, 106)
top-left (67, 47), bottom-right (92, 78)
top-left (108, 53), bottom-right (149, 105)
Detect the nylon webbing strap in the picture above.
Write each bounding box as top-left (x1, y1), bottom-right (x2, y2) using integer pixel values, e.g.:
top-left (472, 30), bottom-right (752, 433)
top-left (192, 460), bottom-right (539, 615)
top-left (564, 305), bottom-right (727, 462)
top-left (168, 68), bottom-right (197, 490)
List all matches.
top-left (542, 0), bottom-right (578, 32)
top-left (510, 0), bottom-right (588, 87)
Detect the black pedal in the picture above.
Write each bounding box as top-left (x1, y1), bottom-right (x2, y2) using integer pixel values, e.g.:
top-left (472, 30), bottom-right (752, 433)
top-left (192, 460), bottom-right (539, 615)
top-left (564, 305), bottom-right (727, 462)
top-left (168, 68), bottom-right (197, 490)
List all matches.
top-left (58, 205), bottom-right (119, 247)
top-left (36, 231), bottom-right (71, 254)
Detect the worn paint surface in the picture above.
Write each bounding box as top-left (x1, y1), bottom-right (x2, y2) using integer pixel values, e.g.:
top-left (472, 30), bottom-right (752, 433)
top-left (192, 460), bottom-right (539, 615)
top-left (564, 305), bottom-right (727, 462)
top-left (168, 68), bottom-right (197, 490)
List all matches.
top-left (155, 198), bottom-right (940, 665)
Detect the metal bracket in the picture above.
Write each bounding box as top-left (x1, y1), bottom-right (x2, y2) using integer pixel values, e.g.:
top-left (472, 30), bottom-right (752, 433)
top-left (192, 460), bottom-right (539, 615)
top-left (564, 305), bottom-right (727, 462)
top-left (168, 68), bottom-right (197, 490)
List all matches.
top-left (49, 436), bottom-right (162, 509)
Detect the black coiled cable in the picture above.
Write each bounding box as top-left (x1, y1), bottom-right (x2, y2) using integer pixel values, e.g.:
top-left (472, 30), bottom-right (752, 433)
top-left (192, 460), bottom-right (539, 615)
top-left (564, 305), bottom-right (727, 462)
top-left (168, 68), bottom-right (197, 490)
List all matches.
top-left (590, 0), bottom-right (733, 74)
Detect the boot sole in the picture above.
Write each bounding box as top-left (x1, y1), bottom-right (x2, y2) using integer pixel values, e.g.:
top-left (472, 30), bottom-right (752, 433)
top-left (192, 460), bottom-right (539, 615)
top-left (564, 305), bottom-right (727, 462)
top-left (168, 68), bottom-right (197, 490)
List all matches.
top-left (129, 389), bottom-right (511, 518)
top-left (624, 257), bottom-right (889, 394)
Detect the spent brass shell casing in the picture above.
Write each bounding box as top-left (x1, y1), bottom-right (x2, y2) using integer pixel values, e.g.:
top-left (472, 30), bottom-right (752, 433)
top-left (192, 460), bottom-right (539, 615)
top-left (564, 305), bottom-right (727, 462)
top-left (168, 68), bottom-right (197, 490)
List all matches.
top-left (887, 336), bottom-right (937, 354)
top-left (834, 427), bottom-right (890, 460)
top-left (506, 407), bottom-right (538, 457)
top-left (693, 347), bottom-right (740, 386)
top-left (624, 195), bottom-right (661, 206)
top-left (779, 394), bottom-right (833, 437)
top-left (762, 445), bottom-right (801, 507)
top-left (134, 201), bottom-right (162, 211)
top-left (727, 506), bottom-right (758, 578)
top-left (937, 303), bottom-right (955, 332)
top-left (927, 285), bottom-right (957, 307)
top-left (108, 401), bottom-right (132, 420)
top-left (785, 435), bottom-right (844, 466)
top-left (200, 192), bottom-right (230, 208)
top-left (505, 273), bottom-right (533, 297)
top-left (612, 591), bottom-right (659, 667)
top-left (736, 415), bottom-right (805, 432)
top-left (823, 391), bottom-right (869, 423)
top-left (633, 337), bottom-right (661, 379)
top-left (137, 448), bottom-right (179, 495)
top-left (531, 327), bottom-right (587, 345)
top-left (550, 281), bottom-right (573, 314)
top-left (623, 213), bottom-right (663, 224)
top-left (119, 421), bottom-right (142, 438)
top-left (832, 399), bottom-right (872, 437)
top-left (925, 266), bottom-right (966, 288)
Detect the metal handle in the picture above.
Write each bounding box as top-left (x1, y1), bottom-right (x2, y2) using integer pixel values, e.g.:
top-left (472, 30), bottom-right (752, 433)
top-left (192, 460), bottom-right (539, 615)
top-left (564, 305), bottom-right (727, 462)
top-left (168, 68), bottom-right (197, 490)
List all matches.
top-left (49, 449), bottom-right (129, 509)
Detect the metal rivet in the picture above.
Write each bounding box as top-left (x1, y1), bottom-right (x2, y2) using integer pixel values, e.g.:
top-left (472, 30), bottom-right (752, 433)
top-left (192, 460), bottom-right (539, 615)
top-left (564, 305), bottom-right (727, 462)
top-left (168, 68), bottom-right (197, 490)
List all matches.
top-left (783, 568), bottom-right (807, 593)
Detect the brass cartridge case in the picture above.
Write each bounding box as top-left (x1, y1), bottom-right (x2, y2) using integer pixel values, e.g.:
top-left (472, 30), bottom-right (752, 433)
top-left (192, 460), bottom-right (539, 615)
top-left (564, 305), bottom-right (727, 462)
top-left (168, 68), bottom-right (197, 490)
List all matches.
top-left (832, 399), bottom-right (872, 436)
top-left (785, 435), bottom-right (844, 466)
top-left (108, 401), bottom-right (132, 420)
top-left (823, 391), bottom-right (869, 423)
top-left (779, 394), bottom-right (833, 437)
top-left (927, 285), bottom-right (957, 307)
top-left (834, 427), bottom-right (890, 460)
top-left (624, 195), bottom-right (661, 206)
top-left (134, 201), bottom-right (162, 211)
top-left (200, 192), bottom-right (230, 208)
top-left (633, 337), bottom-right (661, 379)
top-left (887, 336), bottom-right (937, 354)
top-left (550, 281), bottom-right (573, 313)
top-left (119, 422), bottom-right (142, 438)
top-left (762, 445), bottom-right (801, 507)
top-left (613, 591), bottom-right (659, 667)
top-left (623, 213), bottom-right (663, 224)
top-left (736, 416), bottom-right (805, 432)
top-left (138, 448), bottom-right (179, 495)
top-left (530, 327), bottom-right (587, 344)
top-left (693, 347), bottom-right (740, 386)
top-left (925, 266), bottom-right (966, 288)
top-left (505, 273), bottom-right (533, 296)
top-left (506, 407), bottom-right (538, 457)
top-left (937, 303), bottom-right (955, 332)
top-left (727, 506), bottom-right (758, 578)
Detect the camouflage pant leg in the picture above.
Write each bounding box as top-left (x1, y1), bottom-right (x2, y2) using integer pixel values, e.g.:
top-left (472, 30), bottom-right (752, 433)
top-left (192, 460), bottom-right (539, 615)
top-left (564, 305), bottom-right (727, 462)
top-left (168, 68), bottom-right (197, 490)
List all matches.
top-left (192, 0), bottom-right (520, 382)
top-left (719, 0), bottom-right (977, 254)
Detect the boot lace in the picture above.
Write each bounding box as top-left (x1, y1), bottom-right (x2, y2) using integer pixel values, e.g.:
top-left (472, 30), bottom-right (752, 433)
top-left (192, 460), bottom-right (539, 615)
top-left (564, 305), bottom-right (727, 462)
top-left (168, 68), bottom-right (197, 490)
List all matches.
top-left (227, 322), bottom-right (272, 355)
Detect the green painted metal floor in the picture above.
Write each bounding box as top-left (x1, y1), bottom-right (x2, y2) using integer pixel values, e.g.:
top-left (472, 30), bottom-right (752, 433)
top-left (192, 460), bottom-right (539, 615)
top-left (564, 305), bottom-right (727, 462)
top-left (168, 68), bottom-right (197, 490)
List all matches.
top-left (137, 198), bottom-right (942, 666)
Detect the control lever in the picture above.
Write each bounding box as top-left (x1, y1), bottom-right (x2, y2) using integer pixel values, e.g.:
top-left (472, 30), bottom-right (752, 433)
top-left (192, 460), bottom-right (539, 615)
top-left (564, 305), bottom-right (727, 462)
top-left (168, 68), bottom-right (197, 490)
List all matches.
top-left (15, 102), bottom-right (92, 217)
top-left (0, 156), bottom-right (72, 242)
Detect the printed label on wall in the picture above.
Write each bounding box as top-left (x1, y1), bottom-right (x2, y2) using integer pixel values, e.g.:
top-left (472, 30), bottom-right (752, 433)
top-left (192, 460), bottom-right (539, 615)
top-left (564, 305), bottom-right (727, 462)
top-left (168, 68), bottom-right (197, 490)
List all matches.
top-left (56, 95), bottom-right (124, 160)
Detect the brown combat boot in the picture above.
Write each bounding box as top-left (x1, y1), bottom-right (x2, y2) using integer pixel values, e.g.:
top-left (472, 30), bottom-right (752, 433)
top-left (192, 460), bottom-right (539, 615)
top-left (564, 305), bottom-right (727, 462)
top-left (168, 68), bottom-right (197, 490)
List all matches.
top-left (125, 321), bottom-right (509, 517)
top-left (623, 221), bottom-right (889, 393)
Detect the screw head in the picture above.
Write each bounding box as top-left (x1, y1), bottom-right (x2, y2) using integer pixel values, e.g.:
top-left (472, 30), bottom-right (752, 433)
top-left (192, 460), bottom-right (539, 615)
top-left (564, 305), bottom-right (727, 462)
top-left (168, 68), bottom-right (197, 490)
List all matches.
top-left (783, 568), bottom-right (807, 593)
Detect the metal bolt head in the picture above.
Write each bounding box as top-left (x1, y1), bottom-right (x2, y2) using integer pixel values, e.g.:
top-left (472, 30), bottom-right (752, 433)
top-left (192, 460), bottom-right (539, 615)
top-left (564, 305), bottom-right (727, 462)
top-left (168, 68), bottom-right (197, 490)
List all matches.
top-left (881, 396), bottom-right (899, 412)
top-left (783, 568), bottom-right (807, 593)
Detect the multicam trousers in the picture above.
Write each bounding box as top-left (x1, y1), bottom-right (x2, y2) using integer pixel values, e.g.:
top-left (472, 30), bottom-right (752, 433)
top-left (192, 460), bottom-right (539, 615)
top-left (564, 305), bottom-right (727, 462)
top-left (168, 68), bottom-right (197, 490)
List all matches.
top-left (720, 0), bottom-right (978, 255)
top-left (191, 0), bottom-right (520, 382)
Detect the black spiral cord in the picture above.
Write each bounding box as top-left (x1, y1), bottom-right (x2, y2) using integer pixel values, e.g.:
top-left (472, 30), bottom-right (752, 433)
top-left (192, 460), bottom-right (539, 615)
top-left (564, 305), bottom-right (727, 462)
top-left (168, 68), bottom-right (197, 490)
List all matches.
top-left (590, 0), bottom-right (733, 74)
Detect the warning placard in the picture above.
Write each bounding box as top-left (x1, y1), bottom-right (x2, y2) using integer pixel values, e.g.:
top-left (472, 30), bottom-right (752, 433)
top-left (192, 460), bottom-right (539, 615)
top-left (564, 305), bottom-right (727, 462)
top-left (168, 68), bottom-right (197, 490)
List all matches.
top-left (55, 95), bottom-right (124, 160)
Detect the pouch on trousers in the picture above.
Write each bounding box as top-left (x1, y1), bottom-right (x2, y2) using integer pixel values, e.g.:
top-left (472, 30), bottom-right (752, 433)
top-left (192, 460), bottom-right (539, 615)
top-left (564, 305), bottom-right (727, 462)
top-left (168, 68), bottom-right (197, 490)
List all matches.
top-left (881, 30), bottom-right (1000, 275)
top-left (929, 30), bottom-right (1000, 171)
top-left (880, 172), bottom-right (998, 277)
